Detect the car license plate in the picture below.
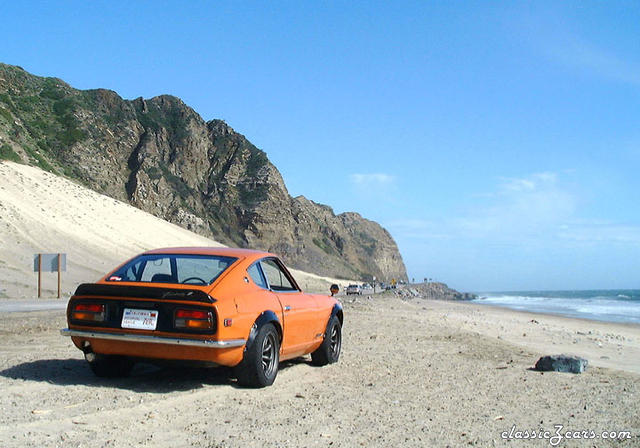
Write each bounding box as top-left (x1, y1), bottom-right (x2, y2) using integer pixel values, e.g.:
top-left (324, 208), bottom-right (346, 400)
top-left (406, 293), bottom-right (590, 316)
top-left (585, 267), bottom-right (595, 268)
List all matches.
top-left (121, 308), bottom-right (158, 330)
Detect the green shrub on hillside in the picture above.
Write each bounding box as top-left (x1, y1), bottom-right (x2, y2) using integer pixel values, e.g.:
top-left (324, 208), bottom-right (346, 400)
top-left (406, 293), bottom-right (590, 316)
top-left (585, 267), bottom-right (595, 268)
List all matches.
top-left (15, 95), bottom-right (39, 112)
top-left (238, 184), bottom-right (267, 205)
top-left (158, 163), bottom-right (193, 200)
top-left (40, 78), bottom-right (66, 101)
top-left (246, 149), bottom-right (268, 177)
top-left (52, 97), bottom-right (75, 116)
top-left (23, 145), bottom-right (54, 172)
top-left (0, 106), bottom-right (12, 123)
top-left (0, 144), bottom-right (21, 162)
top-left (145, 165), bottom-right (162, 180)
top-left (136, 99), bottom-right (189, 145)
top-left (313, 237), bottom-right (337, 255)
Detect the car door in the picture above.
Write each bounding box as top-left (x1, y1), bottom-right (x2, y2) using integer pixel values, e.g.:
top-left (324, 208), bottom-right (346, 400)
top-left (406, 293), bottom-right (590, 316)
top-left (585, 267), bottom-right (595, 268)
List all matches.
top-left (259, 258), bottom-right (320, 358)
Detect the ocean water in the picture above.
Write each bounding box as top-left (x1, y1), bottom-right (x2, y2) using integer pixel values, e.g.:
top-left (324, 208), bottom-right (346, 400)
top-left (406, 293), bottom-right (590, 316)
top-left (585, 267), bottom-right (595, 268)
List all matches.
top-left (472, 290), bottom-right (640, 325)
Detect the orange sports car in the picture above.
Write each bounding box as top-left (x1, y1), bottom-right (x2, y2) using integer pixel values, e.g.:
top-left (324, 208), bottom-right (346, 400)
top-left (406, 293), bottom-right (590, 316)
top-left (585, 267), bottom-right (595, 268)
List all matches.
top-left (61, 247), bottom-right (343, 387)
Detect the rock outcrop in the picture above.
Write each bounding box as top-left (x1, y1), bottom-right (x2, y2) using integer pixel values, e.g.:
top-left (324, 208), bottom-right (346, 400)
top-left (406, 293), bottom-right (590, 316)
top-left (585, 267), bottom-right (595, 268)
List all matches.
top-left (0, 63), bottom-right (407, 281)
top-left (395, 282), bottom-right (477, 300)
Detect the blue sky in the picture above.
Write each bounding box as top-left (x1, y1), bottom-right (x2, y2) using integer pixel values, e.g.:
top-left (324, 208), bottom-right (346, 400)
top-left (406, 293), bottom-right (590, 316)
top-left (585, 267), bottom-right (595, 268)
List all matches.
top-left (2, 1), bottom-right (639, 291)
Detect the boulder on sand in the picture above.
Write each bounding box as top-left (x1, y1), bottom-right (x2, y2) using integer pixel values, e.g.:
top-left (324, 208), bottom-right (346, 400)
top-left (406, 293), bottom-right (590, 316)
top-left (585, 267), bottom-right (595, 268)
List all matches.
top-left (535, 355), bottom-right (588, 373)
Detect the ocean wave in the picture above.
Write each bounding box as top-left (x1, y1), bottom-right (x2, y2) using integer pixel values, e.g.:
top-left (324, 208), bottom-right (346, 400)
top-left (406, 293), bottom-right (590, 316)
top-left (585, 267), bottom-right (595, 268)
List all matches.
top-left (472, 291), bottom-right (640, 324)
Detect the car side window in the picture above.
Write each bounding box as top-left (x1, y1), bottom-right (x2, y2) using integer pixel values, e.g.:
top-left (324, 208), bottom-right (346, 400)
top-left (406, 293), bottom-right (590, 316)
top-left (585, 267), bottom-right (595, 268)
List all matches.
top-left (260, 259), bottom-right (297, 292)
top-left (247, 262), bottom-right (268, 289)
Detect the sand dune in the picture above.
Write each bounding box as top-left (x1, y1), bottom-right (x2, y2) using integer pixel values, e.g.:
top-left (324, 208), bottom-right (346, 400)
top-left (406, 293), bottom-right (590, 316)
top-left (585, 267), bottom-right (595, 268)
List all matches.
top-left (0, 161), bottom-right (351, 298)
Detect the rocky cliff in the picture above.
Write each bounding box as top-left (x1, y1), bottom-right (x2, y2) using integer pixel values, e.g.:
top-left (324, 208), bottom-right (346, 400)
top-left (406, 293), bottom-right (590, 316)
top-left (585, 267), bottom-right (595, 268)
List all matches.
top-left (0, 63), bottom-right (407, 281)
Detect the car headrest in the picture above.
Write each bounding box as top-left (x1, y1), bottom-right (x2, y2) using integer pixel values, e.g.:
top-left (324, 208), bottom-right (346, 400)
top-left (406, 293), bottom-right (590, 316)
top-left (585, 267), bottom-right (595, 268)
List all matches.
top-left (151, 273), bottom-right (173, 283)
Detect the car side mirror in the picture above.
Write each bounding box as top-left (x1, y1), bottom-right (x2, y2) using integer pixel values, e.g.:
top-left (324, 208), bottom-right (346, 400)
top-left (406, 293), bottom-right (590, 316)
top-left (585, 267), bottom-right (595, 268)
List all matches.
top-left (330, 284), bottom-right (339, 296)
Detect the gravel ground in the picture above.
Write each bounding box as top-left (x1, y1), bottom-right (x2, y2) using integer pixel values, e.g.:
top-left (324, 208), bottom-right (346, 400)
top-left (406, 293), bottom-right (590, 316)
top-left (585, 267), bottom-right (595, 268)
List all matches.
top-left (0, 293), bottom-right (638, 447)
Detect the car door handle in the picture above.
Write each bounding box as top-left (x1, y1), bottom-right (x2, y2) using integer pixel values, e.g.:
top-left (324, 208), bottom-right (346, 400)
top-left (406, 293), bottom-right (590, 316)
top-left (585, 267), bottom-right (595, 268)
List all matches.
top-left (284, 305), bottom-right (291, 312)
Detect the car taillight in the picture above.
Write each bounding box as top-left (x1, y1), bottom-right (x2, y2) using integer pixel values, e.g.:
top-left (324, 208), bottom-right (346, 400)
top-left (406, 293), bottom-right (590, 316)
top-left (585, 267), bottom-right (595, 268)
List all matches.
top-left (72, 303), bottom-right (105, 322)
top-left (174, 309), bottom-right (213, 330)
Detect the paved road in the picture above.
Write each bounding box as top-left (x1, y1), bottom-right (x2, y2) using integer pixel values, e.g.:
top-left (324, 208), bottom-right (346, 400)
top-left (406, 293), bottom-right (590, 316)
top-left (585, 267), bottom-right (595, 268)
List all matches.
top-left (0, 299), bottom-right (69, 313)
top-left (0, 286), bottom-right (393, 312)
top-left (0, 286), bottom-right (392, 312)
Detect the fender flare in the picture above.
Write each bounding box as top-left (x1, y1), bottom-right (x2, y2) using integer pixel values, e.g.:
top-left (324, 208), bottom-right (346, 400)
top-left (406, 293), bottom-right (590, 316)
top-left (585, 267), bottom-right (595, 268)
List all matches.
top-left (318, 304), bottom-right (344, 342)
top-left (245, 310), bottom-right (282, 352)
top-left (330, 303), bottom-right (344, 327)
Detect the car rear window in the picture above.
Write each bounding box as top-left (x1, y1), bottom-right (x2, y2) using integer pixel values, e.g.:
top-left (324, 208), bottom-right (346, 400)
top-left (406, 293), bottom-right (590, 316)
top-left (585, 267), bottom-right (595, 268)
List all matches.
top-left (106, 254), bottom-right (237, 286)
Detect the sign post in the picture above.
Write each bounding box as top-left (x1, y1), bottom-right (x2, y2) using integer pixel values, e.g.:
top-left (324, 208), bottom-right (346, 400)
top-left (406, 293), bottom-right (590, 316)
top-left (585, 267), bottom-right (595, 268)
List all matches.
top-left (57, 253), bottom-right (62, 299)
top-left (33, 253), bottom-right (67, 299)
top-left (37, 254), bottom-right (42, 298)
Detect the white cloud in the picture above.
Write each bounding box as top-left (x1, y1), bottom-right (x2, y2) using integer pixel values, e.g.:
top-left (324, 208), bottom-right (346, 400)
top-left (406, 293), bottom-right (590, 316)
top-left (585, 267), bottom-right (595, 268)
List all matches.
top-left (500, 172), bottom-right (557, 192)
top-left (558, 223), bottom-right (640, 246)
top-left (518, 9), bottom-right (640, 87)
top-left (392, 170), bottom-right (640, 250)
top-left (349, 173), bottom-right (395, 187)
top-left (557, 37), bottom-right (640, 87)
top-left (456, 171), bottom-right (575, 239)
top-left (387, 218), bottom-right (432, 231)
top-left (386, 219), bottom-right (454, 240)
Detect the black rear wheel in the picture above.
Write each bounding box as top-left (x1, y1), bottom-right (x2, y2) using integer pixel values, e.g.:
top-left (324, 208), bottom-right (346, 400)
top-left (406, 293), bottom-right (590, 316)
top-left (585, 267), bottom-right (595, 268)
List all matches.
top-left (85, 353), bottom-right (134, 378)
top-left (235, 323), bottom-right (280, 388)
top-left (311, 315), bottom-right (342, 366)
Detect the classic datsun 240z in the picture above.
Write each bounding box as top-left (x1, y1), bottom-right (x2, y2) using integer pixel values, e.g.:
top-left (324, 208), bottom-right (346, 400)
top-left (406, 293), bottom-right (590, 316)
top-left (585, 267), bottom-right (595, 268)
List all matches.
top-left (61, 247), bottom-right (343, 387)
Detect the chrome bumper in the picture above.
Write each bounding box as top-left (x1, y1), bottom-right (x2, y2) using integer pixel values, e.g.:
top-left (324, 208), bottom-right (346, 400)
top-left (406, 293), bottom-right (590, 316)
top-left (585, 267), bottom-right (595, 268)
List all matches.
top-left (60, 328), bottom-right (245, 348)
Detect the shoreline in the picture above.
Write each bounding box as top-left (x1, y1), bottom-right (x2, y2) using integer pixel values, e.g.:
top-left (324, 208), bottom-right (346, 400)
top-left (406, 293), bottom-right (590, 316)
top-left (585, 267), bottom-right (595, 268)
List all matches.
top-left (470, 289), bottom-right (640, 326)
top-left (470, 299), bottom-right (640, 328)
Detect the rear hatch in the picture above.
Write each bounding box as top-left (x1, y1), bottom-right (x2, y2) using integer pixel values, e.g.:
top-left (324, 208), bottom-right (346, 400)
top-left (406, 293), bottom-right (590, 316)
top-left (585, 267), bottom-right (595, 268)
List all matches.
top-left (67, 283), bottom-right (217, 335)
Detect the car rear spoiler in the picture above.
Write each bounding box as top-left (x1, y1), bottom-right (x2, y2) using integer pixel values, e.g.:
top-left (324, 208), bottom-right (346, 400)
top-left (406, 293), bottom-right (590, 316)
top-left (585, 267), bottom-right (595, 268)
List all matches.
top-left (73, 283), bottom-right (216, 304)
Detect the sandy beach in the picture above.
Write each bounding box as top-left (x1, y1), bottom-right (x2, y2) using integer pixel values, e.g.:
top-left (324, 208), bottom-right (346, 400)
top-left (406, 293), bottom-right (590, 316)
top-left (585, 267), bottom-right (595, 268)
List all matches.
top-left (1, 162), bottom-right (638, 446)
top-left (0, 292), bottom-right (637, 447)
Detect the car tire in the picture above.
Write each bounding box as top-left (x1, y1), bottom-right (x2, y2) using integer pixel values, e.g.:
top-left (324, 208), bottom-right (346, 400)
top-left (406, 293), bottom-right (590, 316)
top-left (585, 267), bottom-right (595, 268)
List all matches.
top-left (311, 315), bottom-right (342, 366)
top-left (235, 323), bottom-right (280, 388)
top-left (85, 353), bottom-right (134, 378)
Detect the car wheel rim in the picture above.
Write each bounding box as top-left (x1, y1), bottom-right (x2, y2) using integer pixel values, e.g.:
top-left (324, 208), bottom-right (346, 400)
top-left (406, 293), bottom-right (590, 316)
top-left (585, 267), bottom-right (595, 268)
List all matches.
top-left (261, 333), bottom-right (277, 377)
top-left (330, 324), bottom-right (341, 357)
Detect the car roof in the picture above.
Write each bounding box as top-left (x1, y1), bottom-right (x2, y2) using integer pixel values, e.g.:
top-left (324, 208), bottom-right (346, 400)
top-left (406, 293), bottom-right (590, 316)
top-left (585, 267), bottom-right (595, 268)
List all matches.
top-left (142, 246), bottom-right (275, 260)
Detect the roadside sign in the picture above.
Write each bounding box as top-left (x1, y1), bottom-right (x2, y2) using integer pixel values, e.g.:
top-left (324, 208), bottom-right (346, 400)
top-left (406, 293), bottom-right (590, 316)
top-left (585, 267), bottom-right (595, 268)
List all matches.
top-left (33, 253), bottom-right (66, 299)
top-left (33, 254), bottom-right (66, 272)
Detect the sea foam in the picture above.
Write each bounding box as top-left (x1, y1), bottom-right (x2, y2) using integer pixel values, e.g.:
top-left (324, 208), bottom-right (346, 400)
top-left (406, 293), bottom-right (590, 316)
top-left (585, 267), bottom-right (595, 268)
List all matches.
top-left (472, 290), bottom-right (640, 324)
